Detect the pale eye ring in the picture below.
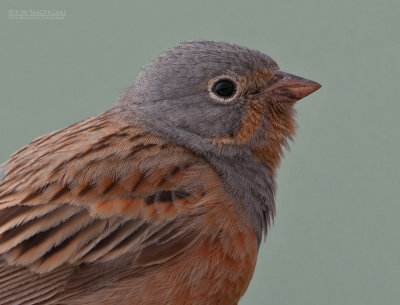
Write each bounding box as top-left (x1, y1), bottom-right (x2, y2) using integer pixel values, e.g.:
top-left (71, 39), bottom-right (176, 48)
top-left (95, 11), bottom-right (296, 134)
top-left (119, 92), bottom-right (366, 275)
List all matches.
top-left (208, 76), bottom-right (239, 103)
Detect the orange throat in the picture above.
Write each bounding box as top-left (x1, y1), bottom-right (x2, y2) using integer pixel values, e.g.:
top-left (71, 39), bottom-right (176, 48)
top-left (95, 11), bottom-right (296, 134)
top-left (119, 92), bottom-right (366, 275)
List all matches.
top-left (237, 99), bottom-right (298, 172)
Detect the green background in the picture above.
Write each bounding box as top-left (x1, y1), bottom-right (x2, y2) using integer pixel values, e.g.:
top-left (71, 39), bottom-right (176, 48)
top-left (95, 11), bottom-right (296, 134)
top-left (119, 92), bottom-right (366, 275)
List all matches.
top-left (1, 0), bottom-right (399, 304)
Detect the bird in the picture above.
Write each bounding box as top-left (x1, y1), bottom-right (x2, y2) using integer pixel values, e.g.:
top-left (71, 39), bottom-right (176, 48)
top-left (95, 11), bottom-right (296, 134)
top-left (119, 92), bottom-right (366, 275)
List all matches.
top-left (0, 41), bottom-right (320, 305)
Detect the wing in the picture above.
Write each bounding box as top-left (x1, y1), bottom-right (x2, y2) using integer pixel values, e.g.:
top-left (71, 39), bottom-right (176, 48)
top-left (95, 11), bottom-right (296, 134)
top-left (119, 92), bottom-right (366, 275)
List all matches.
top-left (0, 111), bottom-right (225, 304)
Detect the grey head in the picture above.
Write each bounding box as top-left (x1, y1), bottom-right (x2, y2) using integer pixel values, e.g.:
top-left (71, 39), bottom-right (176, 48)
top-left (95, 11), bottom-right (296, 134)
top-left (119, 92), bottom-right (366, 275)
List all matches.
top-left (117, 41), bottom-right (321, 244)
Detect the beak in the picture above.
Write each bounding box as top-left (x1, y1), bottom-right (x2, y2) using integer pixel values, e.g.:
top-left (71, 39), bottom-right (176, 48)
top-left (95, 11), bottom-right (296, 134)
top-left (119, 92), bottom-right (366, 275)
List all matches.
top-left (258, 70), bottom-right (321, 102)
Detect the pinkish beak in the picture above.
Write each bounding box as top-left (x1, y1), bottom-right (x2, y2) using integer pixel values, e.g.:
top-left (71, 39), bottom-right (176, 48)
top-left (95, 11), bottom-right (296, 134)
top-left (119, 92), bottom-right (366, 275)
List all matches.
top-left (259, 70), bottom-right (321, 102)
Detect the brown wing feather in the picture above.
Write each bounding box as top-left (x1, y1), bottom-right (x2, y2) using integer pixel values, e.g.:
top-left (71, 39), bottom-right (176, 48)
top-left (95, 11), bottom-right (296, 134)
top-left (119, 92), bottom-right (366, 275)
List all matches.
top-left (0, 110), bottom-right (221, 304)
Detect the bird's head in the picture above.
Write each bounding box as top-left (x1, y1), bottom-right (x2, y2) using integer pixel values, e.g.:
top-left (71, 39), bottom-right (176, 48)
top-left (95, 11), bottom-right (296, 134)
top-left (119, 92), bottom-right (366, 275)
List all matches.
top-left (119, 41), bottom-right (321, 171)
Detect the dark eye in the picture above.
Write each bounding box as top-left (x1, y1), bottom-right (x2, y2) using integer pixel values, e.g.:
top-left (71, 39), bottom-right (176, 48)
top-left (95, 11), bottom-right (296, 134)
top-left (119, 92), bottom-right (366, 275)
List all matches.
top-left (212, 79), bottom-right (236, 98)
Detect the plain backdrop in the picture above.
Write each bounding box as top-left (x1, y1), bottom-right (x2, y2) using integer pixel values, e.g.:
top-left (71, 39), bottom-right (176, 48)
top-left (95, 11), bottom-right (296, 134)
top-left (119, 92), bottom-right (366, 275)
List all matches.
top-left (1, 1), bottom-right (399, 304)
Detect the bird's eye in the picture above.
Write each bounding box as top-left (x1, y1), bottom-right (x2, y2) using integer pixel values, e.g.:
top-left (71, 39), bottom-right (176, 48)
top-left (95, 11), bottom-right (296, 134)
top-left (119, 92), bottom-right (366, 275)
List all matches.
top-left (212, 79), bottom-right (236, 98)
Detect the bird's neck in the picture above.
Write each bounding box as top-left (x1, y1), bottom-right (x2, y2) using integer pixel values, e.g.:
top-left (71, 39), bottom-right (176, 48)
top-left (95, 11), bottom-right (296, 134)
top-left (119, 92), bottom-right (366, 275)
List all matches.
top-left (254, 107), bottom-right (297, 173)
top-left (113, 96), bottom-right (296, 245)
